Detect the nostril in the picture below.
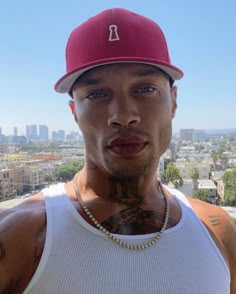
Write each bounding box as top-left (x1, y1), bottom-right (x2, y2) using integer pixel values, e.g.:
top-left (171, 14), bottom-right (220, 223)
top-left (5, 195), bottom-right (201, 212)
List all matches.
top-left (108, 117), bottom-right (140, 128)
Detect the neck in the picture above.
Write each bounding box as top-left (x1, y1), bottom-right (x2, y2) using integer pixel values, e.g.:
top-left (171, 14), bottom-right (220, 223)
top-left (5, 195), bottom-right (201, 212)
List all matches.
top-left (76, 162), bottom-right (162, 207)
top-left (73, 170), bottom-right (171, 236)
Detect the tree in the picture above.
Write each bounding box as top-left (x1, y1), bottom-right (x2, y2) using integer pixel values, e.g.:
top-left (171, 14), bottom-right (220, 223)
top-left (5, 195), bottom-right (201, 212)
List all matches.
top-left (192, 189), bottom-right (211, 203)
top-left (211, 151), bottom-right (218, 171)
top-left (55, 160), bottom-right (84, 182)
top-left (190, 167), bottom-right (199, 191)
top-left (222, 168), bottom-right (236, 206)
top-left (219, 153), bottom-right (229, 170)
top-left (165, 163), bottom-right (183, 188)
top-left (44, 173), bottom-right (55, 184)
top-left (184, 155), bottom-right (190, 162)
top-left (159, 170), bottom-right (168, 184)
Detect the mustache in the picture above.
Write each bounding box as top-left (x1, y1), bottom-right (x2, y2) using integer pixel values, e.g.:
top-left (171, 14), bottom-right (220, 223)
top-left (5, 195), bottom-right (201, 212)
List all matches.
top-left (104, 127), bottom-right (153, 145)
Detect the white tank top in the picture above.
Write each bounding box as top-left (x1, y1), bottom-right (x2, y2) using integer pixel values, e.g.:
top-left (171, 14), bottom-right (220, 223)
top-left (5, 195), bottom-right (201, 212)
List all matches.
top-left (23, 183), bottom-right (230, 293)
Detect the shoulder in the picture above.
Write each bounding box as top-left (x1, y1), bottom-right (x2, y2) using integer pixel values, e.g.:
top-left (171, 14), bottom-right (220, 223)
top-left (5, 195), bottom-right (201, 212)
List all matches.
top-left (187, 196), bottom-right (236, 290)
top-left (0, 193), bottom-right (46, 292)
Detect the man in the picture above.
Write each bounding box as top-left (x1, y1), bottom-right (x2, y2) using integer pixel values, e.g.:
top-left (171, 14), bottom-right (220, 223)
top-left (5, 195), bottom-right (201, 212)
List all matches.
top-left (0, 8), bottom-right (235, 293)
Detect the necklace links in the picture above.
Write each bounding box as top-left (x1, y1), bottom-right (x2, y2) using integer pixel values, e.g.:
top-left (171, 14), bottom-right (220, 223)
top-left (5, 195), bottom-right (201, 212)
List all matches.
top-left (73, 173), bottom-right (170, 250)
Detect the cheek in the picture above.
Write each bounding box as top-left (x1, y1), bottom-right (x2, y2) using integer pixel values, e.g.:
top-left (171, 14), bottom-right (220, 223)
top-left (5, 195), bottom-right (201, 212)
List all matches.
top-left (144, 98), bottom-right (172, 123)
top-left (75, 102), bottom-right (106, 141)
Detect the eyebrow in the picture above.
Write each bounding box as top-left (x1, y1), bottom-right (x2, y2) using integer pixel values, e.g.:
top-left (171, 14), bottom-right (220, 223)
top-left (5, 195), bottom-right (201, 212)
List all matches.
top-left (71, 66), bottom-right (171, 96)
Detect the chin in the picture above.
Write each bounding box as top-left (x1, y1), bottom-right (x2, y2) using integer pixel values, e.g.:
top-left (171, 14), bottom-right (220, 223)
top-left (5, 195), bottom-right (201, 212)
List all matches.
top-left (105, 157), bottom-right (157, 179)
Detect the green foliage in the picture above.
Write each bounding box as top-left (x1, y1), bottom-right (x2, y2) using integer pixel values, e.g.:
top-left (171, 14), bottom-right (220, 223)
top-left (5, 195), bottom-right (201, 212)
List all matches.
top-left (192, 189), bottom-right (211, 203)
top-left (184, 155), bottom-right (190, 162)
top-left (159, 171), bottom-right (168, 184)
top-left (222, 168), bottom-right (236, 206)
top-left (165, 163), bottom-right (183, 188)
top-left (55, 160), bottom-right (84, 182)
top-left (190, 167), bottom-right (199, 180)
top-left (44, 173), bottom-right (55, 183)
top-left (232, 217), bottom-right (236, 225)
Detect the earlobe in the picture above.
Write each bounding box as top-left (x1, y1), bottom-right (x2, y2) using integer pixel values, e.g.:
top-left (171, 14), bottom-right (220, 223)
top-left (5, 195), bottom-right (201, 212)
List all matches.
top-left (68, 100), bottom-right (78, 122)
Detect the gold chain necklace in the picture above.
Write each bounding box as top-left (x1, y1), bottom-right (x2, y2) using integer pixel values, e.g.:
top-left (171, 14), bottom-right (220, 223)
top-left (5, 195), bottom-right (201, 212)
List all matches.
top-left (73, 173), bottom-right (170, 250)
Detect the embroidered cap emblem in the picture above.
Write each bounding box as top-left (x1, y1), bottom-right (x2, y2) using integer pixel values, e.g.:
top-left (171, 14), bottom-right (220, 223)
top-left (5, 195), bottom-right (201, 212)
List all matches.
top-left (109, 24), bottom-right (120, 42)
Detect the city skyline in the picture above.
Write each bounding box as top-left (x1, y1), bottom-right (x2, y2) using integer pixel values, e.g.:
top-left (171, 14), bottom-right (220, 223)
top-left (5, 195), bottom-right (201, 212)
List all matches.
top-left (1, 1), bottom-right (236, 135)
top-left (1, 124), bottom-right (236, 139)
top-left (0, 124), bottom-right (80, 139)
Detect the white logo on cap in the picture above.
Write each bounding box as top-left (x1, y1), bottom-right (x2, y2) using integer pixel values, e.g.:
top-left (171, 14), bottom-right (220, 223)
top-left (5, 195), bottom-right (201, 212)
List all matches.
top-left (109, 24), bottom-right (120, 42)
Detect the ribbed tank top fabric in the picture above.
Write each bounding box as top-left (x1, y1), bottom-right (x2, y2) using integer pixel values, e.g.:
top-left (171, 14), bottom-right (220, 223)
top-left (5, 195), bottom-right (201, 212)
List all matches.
top-left (23, 183), bottom-right (230, 294)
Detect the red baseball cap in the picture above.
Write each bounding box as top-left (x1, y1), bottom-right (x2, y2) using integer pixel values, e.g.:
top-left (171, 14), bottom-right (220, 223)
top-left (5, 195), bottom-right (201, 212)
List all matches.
top-left (55, 8), bottom-right (184, 93)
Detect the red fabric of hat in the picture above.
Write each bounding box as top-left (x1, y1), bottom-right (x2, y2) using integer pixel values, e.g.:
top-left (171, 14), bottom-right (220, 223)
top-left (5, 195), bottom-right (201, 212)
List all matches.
top-left (55, 8), bottom-right (183, 93)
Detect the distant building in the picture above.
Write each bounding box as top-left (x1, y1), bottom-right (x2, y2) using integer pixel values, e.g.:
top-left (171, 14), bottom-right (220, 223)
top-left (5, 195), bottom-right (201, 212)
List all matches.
top-left (175, 161), bottom-right (210, 180)
top-left (0, 168), bottom-right (15, 200)
top-left (52, 131), bottom-right (58, 141)
top-left (12, 136), bottom-right (27, 144)
top-left (0, 127), bottom-right (2, 135)
top-left (168, 142), bottom-right (177, 159)
top-left (216, 179), bottom-right (225, 200)
top-left (66, 131), bottom-right (80, 141)
top-left (58, 130), bottom-right (65, 141)
top-left (180, 129), bottom-right (195, 141)
top-left (0, 135), bottom-right (8, 145)
top-left (39, 125), bottom-right (49, 141)
top-left (13, 127), bottom-right (18, 137)
top-left (51, 130), bottom-right (65, 141)
top-left (26, 125), bottom-right (38, 140)
top-left (192, 130), bottom-right (207, 142)
top-left (198, 179), bottom-right (217, 203)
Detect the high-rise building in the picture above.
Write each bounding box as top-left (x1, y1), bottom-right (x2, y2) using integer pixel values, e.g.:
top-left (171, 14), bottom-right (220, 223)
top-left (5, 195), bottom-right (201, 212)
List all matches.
top-left (58, 130), bottom-right (65, 141)
top-left (39, 125), bottom-right (49, 141)
top-left (180, 129), bottom-right (195, 141)
top-left (26, 125), bottom-right (38, 140)
top-left (13, 127), bottom-right (18, 137)
top-left (52, 131), bottom-right (58, 141)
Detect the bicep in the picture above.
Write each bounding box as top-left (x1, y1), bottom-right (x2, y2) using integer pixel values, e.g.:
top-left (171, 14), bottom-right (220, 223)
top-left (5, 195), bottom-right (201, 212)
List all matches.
top-left (0, 242), bottom-right (12, 293)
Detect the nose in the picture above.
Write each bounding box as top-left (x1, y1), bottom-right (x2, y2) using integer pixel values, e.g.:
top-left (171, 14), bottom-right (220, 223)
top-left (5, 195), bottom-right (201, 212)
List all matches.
top-left (107, 94), bottom-right (141, 128)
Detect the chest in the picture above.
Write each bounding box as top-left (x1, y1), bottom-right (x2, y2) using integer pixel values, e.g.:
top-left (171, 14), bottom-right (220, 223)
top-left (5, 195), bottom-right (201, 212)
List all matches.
top-left (23, 219), bottom-right (230, 294)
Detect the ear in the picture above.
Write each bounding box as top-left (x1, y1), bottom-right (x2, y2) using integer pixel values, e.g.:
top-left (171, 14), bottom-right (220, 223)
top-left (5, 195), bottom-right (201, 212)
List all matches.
top-left (68, 100), bottom-right (78, 122)
top-left (170, 86), bottom-right (178, 119)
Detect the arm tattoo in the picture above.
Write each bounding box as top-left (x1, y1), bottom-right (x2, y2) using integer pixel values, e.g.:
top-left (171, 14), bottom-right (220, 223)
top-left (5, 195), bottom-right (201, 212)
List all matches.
top-left (208, 215), bottom-right (221, 227)
top-left (0, 240), bottom-right (6, 261)
top-left (109, 176), bottom-right (143, 205)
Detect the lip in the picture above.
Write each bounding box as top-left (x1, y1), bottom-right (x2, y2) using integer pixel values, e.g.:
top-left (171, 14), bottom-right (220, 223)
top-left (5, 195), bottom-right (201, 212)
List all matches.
top-left (107, 136), bottom-right (148, 157)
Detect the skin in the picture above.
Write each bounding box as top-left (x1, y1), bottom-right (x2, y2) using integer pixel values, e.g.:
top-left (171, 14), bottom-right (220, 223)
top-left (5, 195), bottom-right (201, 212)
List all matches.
top-left (0, 63), bottom-right (235, 293)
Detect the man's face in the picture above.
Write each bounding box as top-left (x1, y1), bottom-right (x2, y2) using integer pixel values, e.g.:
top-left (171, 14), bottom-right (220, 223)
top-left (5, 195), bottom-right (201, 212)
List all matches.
top-left (71, 63), bottom-right (177, 178)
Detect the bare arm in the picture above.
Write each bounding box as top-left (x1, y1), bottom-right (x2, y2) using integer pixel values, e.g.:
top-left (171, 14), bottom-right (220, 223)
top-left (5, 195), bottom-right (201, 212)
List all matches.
top-left (0, 199), bottom-right (46, 293)
top-left (189, 197), bottom-right (236, 293)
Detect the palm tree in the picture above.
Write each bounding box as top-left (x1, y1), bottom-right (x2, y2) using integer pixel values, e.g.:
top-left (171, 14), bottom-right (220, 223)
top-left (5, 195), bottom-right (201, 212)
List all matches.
top-left (211, 152), bottom-right (218, 171)
top-left (190, 167), bottom-right (199, 191)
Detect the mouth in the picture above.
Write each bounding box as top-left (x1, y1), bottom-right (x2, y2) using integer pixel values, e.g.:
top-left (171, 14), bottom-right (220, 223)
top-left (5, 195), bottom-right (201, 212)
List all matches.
top-left (107, 136), bottom-right (148, 157)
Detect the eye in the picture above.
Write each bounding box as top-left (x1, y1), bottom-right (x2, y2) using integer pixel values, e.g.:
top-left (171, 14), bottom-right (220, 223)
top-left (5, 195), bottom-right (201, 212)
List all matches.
top-left (135, 86), bottom-right (155, 93)
top-left (86, 90), bottom-right (107, 99)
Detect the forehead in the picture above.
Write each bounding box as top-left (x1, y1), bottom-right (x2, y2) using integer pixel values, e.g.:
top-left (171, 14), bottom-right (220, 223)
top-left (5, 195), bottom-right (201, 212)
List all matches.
top-left (76, 63), bottom-right (168, 85)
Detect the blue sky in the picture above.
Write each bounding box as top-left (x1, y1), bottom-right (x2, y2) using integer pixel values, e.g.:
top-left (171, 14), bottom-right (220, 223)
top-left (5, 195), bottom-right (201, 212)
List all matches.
top-left (0, 0), bottom-right (235, 136)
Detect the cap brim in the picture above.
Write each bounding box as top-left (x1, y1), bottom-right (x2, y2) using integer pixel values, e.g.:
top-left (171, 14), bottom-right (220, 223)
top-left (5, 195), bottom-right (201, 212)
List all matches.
top-left (54, 59), bottom-right (183, 94)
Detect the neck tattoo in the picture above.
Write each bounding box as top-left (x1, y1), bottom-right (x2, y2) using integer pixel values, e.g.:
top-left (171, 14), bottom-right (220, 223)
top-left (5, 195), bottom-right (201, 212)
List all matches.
top-left (73, 173), bottom-right (170, 250)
